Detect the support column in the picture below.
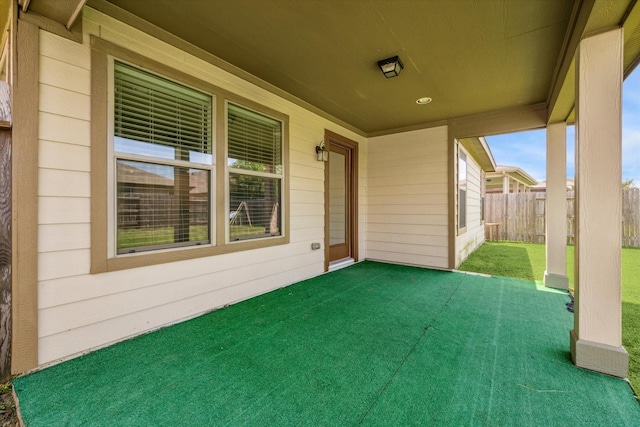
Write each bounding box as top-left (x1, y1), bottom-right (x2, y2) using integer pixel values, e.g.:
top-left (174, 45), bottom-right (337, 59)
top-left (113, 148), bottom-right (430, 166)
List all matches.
top-left (544, 122), bottom-right (568, 289)
top-left (571, 28), bottom-right (627, 378)
top-left (502, 174), bottom-right (509, 194)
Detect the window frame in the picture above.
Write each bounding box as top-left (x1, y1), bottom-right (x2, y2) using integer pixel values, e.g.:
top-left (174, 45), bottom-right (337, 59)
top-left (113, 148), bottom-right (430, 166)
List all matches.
top-left (225, 101), bottom-right (285, 244)
top-left (109, 59), bottom-right (216, 255)
top-left (480, 170), bottom-right (486, 223)
top-left (91, 37), bottom-right (289, 273)
top-left (457, 147), bottom-right (468, 234)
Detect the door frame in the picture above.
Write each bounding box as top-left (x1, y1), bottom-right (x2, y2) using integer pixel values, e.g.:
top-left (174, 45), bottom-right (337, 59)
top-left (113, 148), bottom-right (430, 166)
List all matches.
top-left (324, 130), bottom-right (358, 271)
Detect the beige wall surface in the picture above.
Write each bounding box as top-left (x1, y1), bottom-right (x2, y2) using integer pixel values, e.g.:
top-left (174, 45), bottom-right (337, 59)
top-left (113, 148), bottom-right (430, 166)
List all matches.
top-left (35, 7), bottom-right (366, 366)
top-left (366, 127), bottom-right (449, 269)
top-left (455, 143), bottom-right (485, 267)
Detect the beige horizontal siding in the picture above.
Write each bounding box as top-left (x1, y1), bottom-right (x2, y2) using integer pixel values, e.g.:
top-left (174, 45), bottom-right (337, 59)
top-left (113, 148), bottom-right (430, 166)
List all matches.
top-left (39, 140), bottom-right (90, 172)
top-left (366, 125), bottom-right (449, 269)
top-left (455, 145), bottom-right (485, 267)
top-left (39, 197), bottom-right (90, 224)
top-left (38, 224), bottom-right (91, 253)
top-left (39, 259), bottom-right (321, 364)
top-left (35, 7), bottom-right (367, 366)
top-left (39, 112), bottom-right (90, 146)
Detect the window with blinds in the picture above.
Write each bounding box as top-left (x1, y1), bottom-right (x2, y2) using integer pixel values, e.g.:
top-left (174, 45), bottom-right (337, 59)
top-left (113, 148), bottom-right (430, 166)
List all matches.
top-left (227, 103), bottom-right (283, 241)
top-left (113, 61), bottom-right (213, 253)
top-left (458, 150), bottom-right (468, 231)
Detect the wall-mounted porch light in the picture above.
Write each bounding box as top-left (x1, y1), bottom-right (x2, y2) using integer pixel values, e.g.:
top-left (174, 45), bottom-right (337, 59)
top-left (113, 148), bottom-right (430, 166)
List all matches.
top-left (316, 140), bottom-right (328, 162)
top-left (377, 56), bottom-right (403, 78)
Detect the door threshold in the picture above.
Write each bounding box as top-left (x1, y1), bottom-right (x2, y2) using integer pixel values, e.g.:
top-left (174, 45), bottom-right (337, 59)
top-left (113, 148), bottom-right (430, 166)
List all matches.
top-left (329, 258), bottom-right (355, 272)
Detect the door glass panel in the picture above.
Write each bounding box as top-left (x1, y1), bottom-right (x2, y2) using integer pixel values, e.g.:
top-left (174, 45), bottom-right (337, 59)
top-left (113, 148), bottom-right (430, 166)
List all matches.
top-left (329, 151), bottom-right (346, 246)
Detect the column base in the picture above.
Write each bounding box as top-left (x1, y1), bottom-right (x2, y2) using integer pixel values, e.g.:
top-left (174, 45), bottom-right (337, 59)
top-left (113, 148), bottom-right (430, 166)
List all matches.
top-left (570, 329), bottom-right (628, 378)
top-left (544, 271), bottom-right (569, 290)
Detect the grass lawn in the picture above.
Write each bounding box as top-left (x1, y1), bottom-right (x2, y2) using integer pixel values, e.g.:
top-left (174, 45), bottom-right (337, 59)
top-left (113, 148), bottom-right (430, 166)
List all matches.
top-left (458, 242), bottom-right (640, 394)
top-left (117, 224), bottom-right (267, 250)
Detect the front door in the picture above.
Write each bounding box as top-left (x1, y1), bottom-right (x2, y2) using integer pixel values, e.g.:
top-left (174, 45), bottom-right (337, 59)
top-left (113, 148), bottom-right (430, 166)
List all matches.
top-left (325, 131), bottom-right (358, 268)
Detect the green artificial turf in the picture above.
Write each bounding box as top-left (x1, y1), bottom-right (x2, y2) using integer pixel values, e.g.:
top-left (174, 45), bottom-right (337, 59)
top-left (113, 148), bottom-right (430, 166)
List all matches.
top-left (14, 261), bottom-right (640, 426)
top-left (458, 242), bottom-right (640, 396)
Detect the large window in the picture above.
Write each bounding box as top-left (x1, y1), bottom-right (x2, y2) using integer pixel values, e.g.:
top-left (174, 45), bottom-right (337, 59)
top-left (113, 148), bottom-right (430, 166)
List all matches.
top-left (91, 38), bottom-right (290, 272)
top-left (458, 150), bottom-right (467, 231)
top-left (113, 61), bottom-right (214, 253)
top-left (227, 103), bottom-right (283, 241)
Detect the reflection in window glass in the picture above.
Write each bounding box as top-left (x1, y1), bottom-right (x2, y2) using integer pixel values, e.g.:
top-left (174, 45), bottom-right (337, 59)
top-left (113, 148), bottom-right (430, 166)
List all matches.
top-left (114, 137), bottom-right (213, 165)
top-left (117, 160), bottom-right (210, 253)
top-left (459, 151), bottom-right (467, 230)
top-left (227, 103), bottom-right (283, 241)
top-left (229, 173), bottom-right (280, 241)
top-left (113, 61), bottom-right (214, 254)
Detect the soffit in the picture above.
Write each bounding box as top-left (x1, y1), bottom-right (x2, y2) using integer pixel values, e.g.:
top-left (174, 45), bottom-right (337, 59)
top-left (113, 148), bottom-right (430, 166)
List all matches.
top-left (25, 0), bottom-right (640, 135)
top-left (93, 0), bottom-right (574, 135)
top-left (548, 0), bottom-right (638, 124)
top-left (25, 0), bottom-right (84, 27)
top-left (459, 137), bottom-right (496, 172)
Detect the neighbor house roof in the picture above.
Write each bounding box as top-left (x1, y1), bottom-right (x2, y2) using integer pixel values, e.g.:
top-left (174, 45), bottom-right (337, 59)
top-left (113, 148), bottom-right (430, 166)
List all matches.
top-left (530, 179), bottom-right (575, 191)
top-left (485, 166), bottom-right (538, 192)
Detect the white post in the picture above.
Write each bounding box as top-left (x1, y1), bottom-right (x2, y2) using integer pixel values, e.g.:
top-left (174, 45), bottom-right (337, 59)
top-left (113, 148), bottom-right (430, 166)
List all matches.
top-left (571, 28), bottom-right (628, 378)
top-left (544, 122), bottom-right (568, 289)
top-left (502, 174), bottom-right (509, 194)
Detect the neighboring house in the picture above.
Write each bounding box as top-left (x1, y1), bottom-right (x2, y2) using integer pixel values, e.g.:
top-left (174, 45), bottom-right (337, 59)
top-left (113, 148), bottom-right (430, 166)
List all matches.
top-left (486, 166), bottom-right (538, 194)
top-left (530, 179), bottom-right (575, 193)
top-left (1, 1), bottom-right (637, 381)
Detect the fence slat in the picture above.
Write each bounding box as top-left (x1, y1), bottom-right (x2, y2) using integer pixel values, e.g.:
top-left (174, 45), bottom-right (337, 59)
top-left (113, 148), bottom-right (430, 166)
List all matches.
top-left (485, 190), bottom-right (639, 247)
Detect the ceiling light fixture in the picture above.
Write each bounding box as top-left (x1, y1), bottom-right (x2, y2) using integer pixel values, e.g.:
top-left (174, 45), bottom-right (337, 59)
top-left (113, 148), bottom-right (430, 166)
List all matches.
top-left (377, 56), bottom-right (403, 78)
top-left (416, 97), bottom-right (432, 105)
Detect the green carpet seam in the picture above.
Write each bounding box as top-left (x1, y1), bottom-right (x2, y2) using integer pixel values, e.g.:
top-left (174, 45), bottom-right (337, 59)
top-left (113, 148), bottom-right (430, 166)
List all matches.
top-left (356, 276), bottom-right (466, 425)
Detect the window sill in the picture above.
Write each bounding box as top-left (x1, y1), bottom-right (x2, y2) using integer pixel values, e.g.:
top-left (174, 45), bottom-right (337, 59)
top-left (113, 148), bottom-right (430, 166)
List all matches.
top-left (91, 235), bottom-right (288, 274)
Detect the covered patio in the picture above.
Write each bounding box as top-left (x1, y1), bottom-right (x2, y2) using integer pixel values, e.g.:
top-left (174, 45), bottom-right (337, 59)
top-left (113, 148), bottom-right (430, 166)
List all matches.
top-left (2, 3), bottom-right (640, 421)
top-left (14, 262), bottom-right (640, 426)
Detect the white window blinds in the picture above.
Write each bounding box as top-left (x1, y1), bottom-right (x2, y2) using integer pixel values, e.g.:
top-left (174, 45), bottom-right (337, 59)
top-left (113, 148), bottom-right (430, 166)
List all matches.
top-left (227, 103), bottom-right (283, 241)
top-left (227, 103), bottom-right (282, 171)
top-left (113, 61), bottom-right (213, 254)
top-left (114, 61), bottom-right (212, 155)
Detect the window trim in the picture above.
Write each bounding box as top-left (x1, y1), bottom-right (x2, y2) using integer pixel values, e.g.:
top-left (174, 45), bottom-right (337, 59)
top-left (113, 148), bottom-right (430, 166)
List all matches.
top-left (457, 146), bottom-right (468, 234)
top-left (225, 100), bottom-right (285, 244)
top-left (110, 58), bottom-right (217, 255)
top-left (91, 36), bottom-right (289, 273)
top-left (480, 170), bottom-right (486, 224)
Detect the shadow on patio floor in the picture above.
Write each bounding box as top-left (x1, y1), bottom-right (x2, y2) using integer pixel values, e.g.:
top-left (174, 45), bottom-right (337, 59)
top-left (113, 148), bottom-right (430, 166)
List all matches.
top-left (14, 261), bottom-right (640, 426)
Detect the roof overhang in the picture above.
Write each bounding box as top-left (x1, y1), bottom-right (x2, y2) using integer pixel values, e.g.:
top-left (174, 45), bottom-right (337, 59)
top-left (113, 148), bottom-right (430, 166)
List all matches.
top-left (8, 0), bottom-right (640, 137)
top-left (459, 137), bottom-right (497, 172)
top-left (548, 0), bottom-right (640, 124)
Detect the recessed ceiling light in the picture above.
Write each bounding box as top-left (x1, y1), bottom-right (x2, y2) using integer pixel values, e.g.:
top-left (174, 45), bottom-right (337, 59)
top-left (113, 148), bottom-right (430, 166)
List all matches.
top-left (416, 97), bottom-right (432, 105)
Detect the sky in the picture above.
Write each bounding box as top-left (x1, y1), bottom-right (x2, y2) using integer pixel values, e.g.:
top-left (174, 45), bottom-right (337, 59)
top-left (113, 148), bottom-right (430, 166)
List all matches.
top-left (486, 68), bottom-right (640, 185)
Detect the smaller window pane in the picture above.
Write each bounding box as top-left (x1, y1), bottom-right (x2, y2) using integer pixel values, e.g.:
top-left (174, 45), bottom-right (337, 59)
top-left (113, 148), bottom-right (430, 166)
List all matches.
top-left (227, 103), bottom-right (282, 173)
top-left (459, 152), bottom-right (467, 230)
top-left (229, 173), bottom-right (281, 241)
top-left (117, 160), bottom-right (210, 253)
top-left (114, 62), bottom-right (213, 164)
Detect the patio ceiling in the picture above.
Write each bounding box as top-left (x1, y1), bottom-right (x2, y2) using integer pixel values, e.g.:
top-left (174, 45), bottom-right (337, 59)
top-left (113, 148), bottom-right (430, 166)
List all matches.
top-left (14, 0), bottom-right (640, 135)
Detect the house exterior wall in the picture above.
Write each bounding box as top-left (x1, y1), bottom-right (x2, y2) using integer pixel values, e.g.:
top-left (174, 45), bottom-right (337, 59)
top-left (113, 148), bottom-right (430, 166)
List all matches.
top-left (35, 7), bottom-right (366, 366)
top-left (366, 127), bottom-right (449, 269)
top-left (455, 143), bottom-right (485, 267)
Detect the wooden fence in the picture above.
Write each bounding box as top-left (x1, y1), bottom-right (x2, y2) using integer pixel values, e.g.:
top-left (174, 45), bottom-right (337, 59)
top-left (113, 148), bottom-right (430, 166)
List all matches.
top-left (485, 188), bottom-right (640, 247)
top-left (0, 82), bottom-right (11, 382)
